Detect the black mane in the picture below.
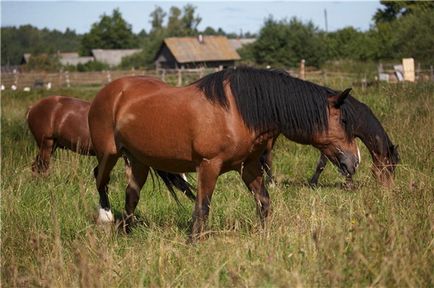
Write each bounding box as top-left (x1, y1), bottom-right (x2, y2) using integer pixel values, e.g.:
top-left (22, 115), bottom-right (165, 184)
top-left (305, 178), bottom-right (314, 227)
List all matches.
top-left (194, 66), bottom-right (355, 139)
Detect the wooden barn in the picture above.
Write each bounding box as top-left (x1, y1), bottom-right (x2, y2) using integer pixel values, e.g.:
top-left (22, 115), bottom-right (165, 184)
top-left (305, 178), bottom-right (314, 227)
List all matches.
top-left (154, 35), bottom-right (240, 69)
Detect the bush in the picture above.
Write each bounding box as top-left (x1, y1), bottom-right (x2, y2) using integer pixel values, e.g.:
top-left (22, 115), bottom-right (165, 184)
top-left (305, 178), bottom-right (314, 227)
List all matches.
top-left (24, 54), bottom-right (61, 72)
top-left (76, 61), bottom-right (109, 72)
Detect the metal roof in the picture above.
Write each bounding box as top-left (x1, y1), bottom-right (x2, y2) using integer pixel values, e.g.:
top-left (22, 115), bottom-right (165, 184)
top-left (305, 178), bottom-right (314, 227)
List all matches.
top-left (228, 38), bottom-right (256, 51)
top-left (163, 36), bottom-right (240, 63)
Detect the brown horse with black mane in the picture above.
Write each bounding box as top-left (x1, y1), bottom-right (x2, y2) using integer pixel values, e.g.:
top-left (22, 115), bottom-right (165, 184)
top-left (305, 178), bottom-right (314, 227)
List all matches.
top-left (26, 96), bottom-right (195, 208)
top-left (261, 93), bottom-right (399, 188)
top-left (88, 67), bottom-right (360, 241)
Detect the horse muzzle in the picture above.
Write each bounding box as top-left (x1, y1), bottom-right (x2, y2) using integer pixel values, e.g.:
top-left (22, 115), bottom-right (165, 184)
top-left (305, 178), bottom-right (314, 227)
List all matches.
top-left (338, 153), bottom-right (359, 177)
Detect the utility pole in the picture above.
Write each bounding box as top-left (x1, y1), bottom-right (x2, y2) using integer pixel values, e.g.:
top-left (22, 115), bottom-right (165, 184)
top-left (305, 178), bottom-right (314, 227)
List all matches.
top-left (324, 9), bottom-right (328, 32)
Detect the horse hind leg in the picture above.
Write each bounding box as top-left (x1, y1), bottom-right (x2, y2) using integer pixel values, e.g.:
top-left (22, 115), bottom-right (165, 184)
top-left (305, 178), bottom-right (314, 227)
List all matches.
top-left (32, 137), bottom-right (55, 175)
top-left (122, 156), bottom-right (149, 233)
top-left (94, 154), bottom-right (119, 224)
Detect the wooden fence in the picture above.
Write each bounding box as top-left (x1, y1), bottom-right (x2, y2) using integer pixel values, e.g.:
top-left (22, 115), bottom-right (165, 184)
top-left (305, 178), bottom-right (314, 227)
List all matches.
top-left (1, 65), bottom-right (433, 91)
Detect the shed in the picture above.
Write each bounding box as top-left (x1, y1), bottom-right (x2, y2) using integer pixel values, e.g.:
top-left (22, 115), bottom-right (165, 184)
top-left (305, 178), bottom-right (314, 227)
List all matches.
top-left (58, 52), bottom-right (93, 66)
top-left (91, 49), bottom-right (141, 67)
top-left (155, 35), bottom-right (240, 69)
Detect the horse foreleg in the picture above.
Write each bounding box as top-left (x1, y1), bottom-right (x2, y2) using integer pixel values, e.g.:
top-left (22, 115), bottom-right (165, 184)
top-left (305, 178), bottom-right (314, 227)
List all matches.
top-left (190, 160), bottom-right (221, 242)
top-left (32, 138), bottom-right (54, 175)
top-left (123, 157), bottom-right (149, 233)
top-left (309, 153), bottom-right (328, 187)
top-left (240, 160), bottom-right (270, 225)
top-left (94, 154), bottom-right (118, 224)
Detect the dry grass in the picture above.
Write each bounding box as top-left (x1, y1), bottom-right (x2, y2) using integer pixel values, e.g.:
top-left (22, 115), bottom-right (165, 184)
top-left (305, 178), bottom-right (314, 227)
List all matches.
top-left (1, 82), bottom-right (433, 287)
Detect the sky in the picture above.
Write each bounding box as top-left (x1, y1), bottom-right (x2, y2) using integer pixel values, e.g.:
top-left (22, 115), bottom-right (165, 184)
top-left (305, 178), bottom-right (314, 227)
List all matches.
top-left (1, 1), bottom-right (382, 35)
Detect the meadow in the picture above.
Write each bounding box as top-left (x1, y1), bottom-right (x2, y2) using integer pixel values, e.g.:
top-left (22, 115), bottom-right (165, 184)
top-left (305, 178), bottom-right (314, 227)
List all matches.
top-left (1, 80), bottom-right (433, 287)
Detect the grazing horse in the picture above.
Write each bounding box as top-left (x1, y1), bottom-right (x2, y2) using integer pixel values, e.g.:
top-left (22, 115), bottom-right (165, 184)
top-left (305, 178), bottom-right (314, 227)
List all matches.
top-left (261, 94), bottom-right (399, 188)
top-left (26, 96), bottom-right (194, 205)
top-left (309, 95), bottom-right (399, 187)
top-left (27, 96), bottom-right (93, 174)
top-left (88, 67), bottom-right (360, 241)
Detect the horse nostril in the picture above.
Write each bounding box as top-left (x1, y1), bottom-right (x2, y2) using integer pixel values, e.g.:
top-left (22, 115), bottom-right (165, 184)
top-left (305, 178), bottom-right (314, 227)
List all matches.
top-left (340, 162), bottom-right (349, 175)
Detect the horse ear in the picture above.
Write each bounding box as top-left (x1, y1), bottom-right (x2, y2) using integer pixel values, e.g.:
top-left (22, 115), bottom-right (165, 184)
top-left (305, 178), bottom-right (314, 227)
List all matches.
top-left (334, 88), bottom-right (352, 108)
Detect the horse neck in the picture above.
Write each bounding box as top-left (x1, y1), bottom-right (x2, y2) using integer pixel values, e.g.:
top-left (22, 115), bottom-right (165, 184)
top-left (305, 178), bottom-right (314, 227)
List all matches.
top-left (353, 104), bottom-right (391, 162)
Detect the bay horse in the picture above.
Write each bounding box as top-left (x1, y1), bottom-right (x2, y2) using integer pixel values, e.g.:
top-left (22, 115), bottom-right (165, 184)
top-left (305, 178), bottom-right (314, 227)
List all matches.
top-left (261, 94), bottom-right (399, 188)
top-left (88, 67), bottom-right (360, 241)
top-left (26, 96), bottom-right (195, 208)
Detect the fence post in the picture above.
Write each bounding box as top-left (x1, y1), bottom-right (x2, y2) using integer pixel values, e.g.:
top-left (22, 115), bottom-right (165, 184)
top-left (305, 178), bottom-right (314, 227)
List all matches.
top-left (65, 71), bottom-right (70, 88)
top-left (177, 68), bottom-right (183, 87)
top-left (431, 66), bottom-right (433, 82)
top-left (161, 69), bottom-right (166, 82)
top-left (362, 74), bottom-right (367, 91)
top-left (13, 69), bottom-right (19, 89)
top-left (300, 59), bottom-right (305, 80)
top-left (106, 70), bottom-right (112, 83)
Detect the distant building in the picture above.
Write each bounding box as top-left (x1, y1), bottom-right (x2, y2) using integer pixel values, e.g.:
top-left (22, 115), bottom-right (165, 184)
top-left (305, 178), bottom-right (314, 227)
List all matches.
top-left (58, 52), bottom-right (93, 66)
top-left (228, 38), bottom-right (256, 51)
top-left (21, 49), bottom-right (142, 68)
top-left (21, 52), bottom-right (93, 66)
top-left (91, 49), bottom-right (141, 67)
top-left (155, 35), bottom-right (240, 69)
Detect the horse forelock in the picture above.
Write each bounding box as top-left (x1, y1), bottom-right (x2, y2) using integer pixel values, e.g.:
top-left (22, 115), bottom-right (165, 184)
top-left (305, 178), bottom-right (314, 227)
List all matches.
top-left (194, 66), bottom-right (347, 137)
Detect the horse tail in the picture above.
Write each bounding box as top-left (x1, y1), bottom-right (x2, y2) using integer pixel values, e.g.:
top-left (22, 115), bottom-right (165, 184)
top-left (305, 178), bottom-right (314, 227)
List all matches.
top-left (154, 170), bottom-right (196, 203)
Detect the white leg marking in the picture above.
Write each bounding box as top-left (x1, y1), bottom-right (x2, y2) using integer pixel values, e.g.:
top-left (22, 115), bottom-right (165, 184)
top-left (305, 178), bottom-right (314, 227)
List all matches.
top-left (357, 147), bottom-right (361, 164)
top-left (98, 207), bottom-right (114, 223)
top-left (181, 173), bottom-right (188, 182)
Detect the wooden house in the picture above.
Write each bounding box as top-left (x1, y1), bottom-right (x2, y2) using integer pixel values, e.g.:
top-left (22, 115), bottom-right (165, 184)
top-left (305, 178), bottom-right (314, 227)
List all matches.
top-left (155, 35), bottom-right (240, 69)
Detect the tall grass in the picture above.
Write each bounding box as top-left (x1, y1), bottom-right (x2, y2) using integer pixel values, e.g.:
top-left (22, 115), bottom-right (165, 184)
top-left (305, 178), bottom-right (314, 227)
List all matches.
top-left (1, 82), bottom-right (433, 287)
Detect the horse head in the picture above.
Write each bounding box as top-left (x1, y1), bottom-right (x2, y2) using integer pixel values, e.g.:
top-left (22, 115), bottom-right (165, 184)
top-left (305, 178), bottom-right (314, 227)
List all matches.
top-left (313, 88), bottom-right (360, 177)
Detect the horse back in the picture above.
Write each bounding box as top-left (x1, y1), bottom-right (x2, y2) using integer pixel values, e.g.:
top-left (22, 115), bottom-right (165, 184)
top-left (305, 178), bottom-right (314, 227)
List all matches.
top-left (89, 76), bottom-right (255, 172)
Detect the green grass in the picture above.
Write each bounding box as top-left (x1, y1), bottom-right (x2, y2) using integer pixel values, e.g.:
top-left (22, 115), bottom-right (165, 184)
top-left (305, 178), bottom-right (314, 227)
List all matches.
top-left (1, 83), bottom-right (433, 287)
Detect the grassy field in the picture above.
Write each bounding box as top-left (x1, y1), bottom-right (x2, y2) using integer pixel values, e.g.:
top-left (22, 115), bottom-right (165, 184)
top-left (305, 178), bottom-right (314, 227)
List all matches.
top-left (1, 81), bottom-right (433, 287)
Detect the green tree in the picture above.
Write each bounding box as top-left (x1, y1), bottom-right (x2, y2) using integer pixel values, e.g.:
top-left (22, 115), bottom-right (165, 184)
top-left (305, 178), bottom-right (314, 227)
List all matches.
top-left (325, 27), bottom-right (376, 61)
top-left (181, 4), bottom-right (201, 36)
top-left (149, 6), bottom-right (166, 34)
top-left (167, 7), bottom-right (183, 36)
top-left (80, 8), bottom-right (138, 55)
top-left (373, 0), bottom-right (434, 24)
top-left (1, 25), bottom-right (81, 66)
top-left (247, 17), bottom-right (326, 67)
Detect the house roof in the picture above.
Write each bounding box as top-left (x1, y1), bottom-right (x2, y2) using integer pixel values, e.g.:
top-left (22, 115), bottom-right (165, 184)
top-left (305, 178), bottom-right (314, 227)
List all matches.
top-left (162, 36), bottom-right (240, 63)
top-left (91, 49), bottom-right (141, 66)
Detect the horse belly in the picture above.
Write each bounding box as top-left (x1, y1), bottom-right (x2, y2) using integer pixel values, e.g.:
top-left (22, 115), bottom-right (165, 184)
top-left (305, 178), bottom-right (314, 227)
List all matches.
top-left (116, 110), bottom-right (196, 172)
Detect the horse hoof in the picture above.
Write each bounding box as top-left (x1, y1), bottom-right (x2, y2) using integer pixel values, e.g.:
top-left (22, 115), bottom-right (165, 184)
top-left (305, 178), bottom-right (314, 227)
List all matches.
top-left (308, 181), bottom-right (318, 188)
top-left (341, 181), bottom-right (355, 190)
top-left (97, 208), bottom-right (114, 224)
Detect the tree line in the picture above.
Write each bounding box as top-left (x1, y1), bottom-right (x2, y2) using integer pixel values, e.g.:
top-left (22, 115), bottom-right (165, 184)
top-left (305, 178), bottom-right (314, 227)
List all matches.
top-left (1, 2), bottom-right (433, 70)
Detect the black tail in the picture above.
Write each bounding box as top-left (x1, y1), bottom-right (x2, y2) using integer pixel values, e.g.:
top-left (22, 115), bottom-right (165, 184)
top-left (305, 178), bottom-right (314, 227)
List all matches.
top-left (155, 170), bottom-right (196, 203)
